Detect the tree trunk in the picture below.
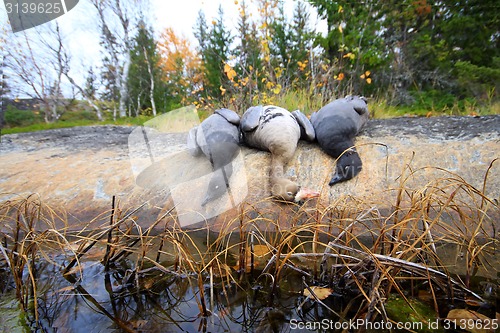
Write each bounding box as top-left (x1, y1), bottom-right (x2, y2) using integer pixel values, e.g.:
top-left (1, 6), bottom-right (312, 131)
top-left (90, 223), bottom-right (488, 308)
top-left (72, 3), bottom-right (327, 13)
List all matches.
top-left (0, 54), bottom-right (5, 130)
top-left (64, 73), bottom-right (103, 121)
top-left (118, 53), bottom-right (130, 118)
top-left (143, 47), bottom-right (157, 116)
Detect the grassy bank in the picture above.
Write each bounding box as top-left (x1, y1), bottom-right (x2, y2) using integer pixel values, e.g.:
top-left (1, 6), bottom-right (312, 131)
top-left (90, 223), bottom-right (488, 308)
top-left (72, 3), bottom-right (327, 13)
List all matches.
top-left (2, 93), bottom-right (499, 135)
top-left (1, 110), bottom-right (152, 134)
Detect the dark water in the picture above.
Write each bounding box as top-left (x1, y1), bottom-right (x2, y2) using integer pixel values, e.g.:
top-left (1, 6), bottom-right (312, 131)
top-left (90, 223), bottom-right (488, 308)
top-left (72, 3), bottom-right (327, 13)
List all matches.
top-left (0, 239), bottom-right (497, 333)
top-left (8, 258), bottom-right (306, 332)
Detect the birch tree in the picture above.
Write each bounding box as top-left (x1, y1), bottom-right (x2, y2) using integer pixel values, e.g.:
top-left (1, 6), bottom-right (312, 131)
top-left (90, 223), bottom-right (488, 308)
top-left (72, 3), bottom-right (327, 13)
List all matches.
top-left (4, 23), bottom-right (73, 122)
top-left (91, 0), bottom-right (145, 118)
top-left (127, 20), bottom-right (165, 116)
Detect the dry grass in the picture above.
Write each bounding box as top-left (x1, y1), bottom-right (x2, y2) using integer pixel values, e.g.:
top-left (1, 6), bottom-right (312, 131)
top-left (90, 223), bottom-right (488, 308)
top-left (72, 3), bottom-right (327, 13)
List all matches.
top-left (0, 162), bottom-right (498, 331)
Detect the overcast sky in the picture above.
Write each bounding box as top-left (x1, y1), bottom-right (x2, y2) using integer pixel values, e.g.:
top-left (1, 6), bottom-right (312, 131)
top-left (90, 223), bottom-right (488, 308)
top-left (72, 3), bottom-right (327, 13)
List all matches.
top-left (1, 0), bottom-right (325, 95)
top-left (151, 0), bottom-right (325, 41)
top-left (3, 0), bottom-right (324, 51)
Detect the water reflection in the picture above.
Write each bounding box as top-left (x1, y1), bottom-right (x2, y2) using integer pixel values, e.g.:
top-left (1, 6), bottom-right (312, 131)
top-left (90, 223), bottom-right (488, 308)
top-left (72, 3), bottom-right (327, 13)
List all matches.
top-left (29, 257), bottom-right (305, 332)
top-left (3, 241), bottom-right (497, 333)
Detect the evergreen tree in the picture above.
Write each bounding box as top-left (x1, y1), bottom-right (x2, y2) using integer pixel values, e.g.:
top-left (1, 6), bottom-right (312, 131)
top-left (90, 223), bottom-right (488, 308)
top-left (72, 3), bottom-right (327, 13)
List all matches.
top-left (127, 20), bottom-right (167, 116)
top-left (269, 3), bottom-right (291, 71)
top-left (195, 6), bottom-right (232, 99)
top-left (235, 0), bottom-right (261, 75)
top-left (97, 12), bottom-right (122, 116)
top-left (287, 2), bottom-right (315, 88)
top-left (308, 1), bottom-right (389, 95)
top-left (234, 0), bottom-right (262, 104)
top-left (100, 55), bottom-right (120, 104)
top-left (84, 67), bottom-right (98, 101)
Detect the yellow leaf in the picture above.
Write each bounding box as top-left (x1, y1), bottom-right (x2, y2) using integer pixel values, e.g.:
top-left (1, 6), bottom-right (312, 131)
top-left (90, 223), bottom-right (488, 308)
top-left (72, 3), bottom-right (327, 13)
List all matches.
top-left (275, 67), bottom-right (282, 78)
top-left (224, 63), bottom-right (231, 73)
top-left (337, 73), bottom-right (345, 81)
top-left (240, 77), bottom-right (249, 86)
top-left (338, 5), bottom-right (343, 13)
top-left (249, 65), bottom-right (253, 71)
top-left (365, 70), bottom-right (371, 76)
top-left (360, 74), bottom-right (366, 79)
top-left (211, 20), bottom-right (217, 25)
top-left (366, 78), bottom-right (372, 84)
top-left (220, 85), bottom-right (226, 95)
top-left (303, 286), bottom-right (333, 300)
top-left (343, 52), bottom-right (355, 60)
top-left (273, 84), bottom-right (281, 94)
top-left (227, 69), bottom-right (237, 81)
top-left (249, 244), bottom-right (271, 257)
top-left (338, 24), bottom-right (343, 33)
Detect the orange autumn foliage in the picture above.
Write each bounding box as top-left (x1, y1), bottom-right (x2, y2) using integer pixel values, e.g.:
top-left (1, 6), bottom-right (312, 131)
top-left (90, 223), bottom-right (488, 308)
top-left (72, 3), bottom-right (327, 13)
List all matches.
top-left (157, 27), bottom-right (203, 100)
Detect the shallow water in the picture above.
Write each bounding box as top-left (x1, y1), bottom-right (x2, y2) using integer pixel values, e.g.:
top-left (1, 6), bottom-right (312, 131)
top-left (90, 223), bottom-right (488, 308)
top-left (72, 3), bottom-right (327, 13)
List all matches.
top-left (0, 235), bottom-right (497, 333)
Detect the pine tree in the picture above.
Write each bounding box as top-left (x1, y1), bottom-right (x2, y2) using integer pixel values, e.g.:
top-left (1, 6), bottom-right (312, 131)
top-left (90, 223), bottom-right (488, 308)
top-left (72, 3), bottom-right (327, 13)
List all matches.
top-left (127, 20), bottom-right (166, 116)
top-left (195, 6), bottom-right (232, 100)
top-left (235, 0), bottom-right (261, 75)
top-left (234, 0), bottom-right (262, 105)
top-left (84, 67), bottom-right (97, 101)
top-left (289, 1), bottom-right (315, 87)
top-left (269, 3), bottom-right (291, 71)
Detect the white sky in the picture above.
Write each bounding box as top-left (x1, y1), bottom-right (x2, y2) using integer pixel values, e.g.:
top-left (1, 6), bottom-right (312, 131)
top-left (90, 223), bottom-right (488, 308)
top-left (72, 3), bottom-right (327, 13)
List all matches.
top-left (1, 0), bottom-right (326, 95)
top-left (150, 0), bottom-right (325, 41)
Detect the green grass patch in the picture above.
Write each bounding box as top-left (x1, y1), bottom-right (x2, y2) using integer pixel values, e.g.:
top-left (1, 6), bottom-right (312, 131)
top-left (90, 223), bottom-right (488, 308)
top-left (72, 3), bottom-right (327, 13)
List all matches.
top-left (1, 112), bottom-right (155, 134)
top-left (274, 89), bottom-right (324, 115)
top-left (370, 97), bottom-right (500, 118)
top-left (2, 96), bottom-right (498, 135)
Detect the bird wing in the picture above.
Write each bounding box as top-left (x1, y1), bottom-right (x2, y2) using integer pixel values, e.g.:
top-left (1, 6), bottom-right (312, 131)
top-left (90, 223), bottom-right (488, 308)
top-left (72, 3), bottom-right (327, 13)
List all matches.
top-left (292, 110), bottom-right (316, 141)
top-left (215, 108), bottom-right (240, 125)
top-left (240, 105), bottom-right (263, 132)
top-left (187, 126), bottom-right (202, 157)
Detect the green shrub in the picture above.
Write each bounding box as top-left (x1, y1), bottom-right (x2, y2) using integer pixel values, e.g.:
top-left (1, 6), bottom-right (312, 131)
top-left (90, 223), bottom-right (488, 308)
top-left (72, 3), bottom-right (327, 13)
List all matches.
top-left (454, 59), bottom-right (500, 101)
top-left (59, 110), bottom-right (98, 122)
top-left (4, 106), bottom-right (37, 127)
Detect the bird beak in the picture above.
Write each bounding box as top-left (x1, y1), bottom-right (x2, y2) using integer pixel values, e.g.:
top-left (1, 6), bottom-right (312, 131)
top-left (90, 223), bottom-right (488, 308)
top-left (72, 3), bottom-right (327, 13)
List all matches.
top-left (329, 174), bottom-right (343, 186)
top-left (296, 187), bottom-right (320, 201)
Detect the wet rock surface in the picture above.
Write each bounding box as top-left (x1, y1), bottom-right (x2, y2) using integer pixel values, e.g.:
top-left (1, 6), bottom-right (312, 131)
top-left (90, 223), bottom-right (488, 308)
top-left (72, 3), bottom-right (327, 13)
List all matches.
top-left (0, 115), bottom-right (498, 231)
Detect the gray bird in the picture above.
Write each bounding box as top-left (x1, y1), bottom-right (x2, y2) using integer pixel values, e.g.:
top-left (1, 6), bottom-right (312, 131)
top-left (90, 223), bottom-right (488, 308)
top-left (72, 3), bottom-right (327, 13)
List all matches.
top-left (187, 108), bottom-right (241, 206)
top-left (310, 95), bottom-right (369, 185)
top-left (240, 105), bottom-right (319, 202)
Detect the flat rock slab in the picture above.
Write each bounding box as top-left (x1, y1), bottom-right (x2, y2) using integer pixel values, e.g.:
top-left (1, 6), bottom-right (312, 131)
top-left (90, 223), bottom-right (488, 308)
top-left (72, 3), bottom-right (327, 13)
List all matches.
top-left (0, 116), bottom-right (498, 232)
